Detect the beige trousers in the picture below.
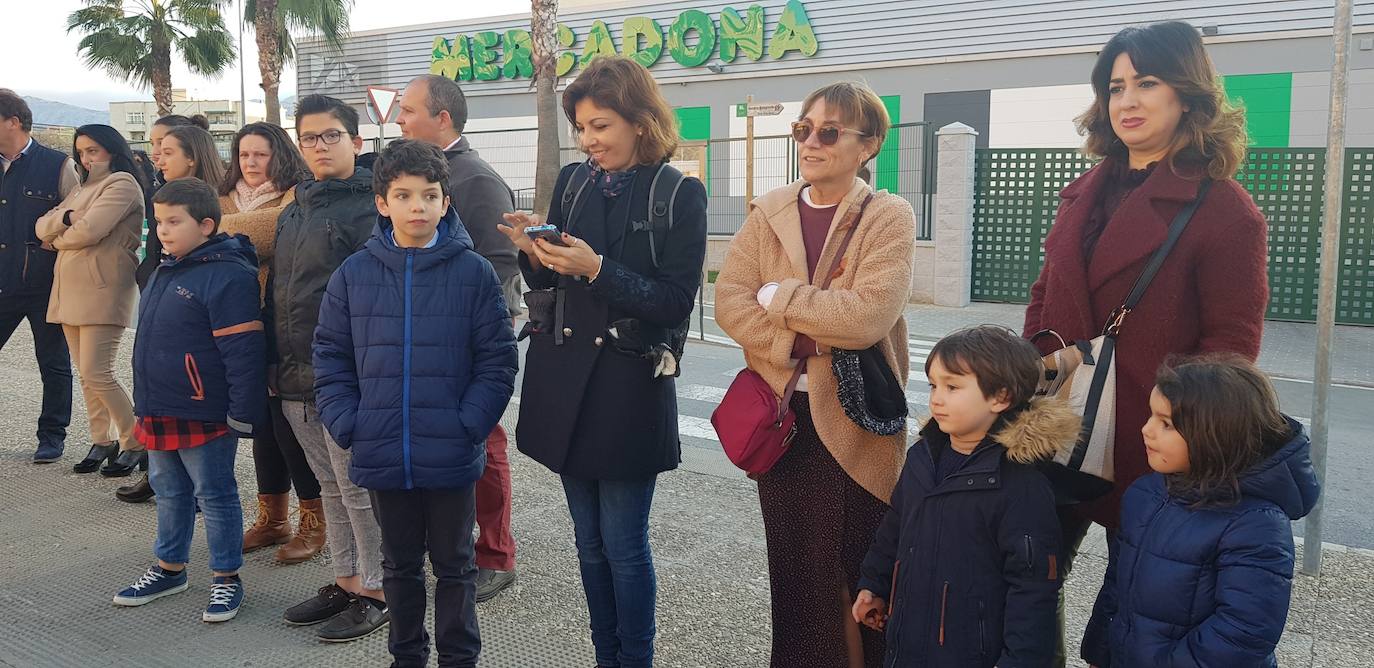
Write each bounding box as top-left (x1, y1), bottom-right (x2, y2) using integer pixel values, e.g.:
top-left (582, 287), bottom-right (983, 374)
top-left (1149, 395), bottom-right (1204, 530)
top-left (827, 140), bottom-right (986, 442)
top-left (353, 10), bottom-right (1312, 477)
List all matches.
top-left (61, 324), bottom-right (140, 452)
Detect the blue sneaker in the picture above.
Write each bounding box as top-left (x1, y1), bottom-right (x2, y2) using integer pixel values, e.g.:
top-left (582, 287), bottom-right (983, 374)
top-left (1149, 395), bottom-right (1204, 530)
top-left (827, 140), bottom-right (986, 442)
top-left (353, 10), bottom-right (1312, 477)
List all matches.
top-left (113, 565), bottom-right (189, 606)
top-left (33, 442), bottom-right (63, 464)
top-left (203, 576), bottom-right (244, 622)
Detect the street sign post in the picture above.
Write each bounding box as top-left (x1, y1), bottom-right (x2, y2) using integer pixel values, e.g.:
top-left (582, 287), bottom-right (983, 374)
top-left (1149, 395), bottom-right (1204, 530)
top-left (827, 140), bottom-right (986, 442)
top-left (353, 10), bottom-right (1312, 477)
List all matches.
top-left (739, 98), bottom-right (783, 202)
top-left (366, 86), bottom-right (400, 149)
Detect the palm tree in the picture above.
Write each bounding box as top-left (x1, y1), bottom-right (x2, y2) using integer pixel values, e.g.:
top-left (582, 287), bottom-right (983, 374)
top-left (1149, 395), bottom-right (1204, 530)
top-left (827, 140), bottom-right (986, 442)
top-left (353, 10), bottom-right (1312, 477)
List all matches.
top-left (245, 0), bottom-right (352, 125)
top-left (531, 0), bottom-right (561, 216)
top-left (68, 0), bottom-right (236, 117)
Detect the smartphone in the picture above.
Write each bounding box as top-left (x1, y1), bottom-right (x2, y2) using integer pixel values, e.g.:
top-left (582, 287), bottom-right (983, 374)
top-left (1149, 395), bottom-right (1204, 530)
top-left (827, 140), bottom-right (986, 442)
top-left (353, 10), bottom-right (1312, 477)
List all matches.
top-left (525, 224), bottom-right (567, 246)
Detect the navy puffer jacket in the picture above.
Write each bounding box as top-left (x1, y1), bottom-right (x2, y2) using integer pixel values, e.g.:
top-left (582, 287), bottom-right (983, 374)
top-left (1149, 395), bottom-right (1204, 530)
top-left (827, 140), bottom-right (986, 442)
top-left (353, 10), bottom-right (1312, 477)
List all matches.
top-left (1082, 416), bottom-right (1320, 667)
top-left (313, 210), bottom-right (518, 490)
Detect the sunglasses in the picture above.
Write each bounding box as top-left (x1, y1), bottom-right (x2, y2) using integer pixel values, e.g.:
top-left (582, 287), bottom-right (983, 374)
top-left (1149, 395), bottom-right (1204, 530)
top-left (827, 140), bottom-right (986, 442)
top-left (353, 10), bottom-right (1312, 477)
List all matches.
top-left (791, 122), bottom-right (868, 146)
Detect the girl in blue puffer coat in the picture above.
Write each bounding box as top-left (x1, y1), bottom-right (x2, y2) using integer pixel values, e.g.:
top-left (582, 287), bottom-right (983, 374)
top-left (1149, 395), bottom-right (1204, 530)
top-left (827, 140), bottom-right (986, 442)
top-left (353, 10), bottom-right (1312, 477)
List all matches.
top-left (1083, 355), bottom-right (1321, 668)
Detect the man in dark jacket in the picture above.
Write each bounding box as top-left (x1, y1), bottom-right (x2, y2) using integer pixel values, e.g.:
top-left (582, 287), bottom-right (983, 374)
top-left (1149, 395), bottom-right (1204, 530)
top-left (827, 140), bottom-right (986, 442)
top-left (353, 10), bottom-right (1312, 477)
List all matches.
top-left (0, 90), bottom-right (78, 463)
top-left (315, 140), bottom-right (518, 667)
top-left (397, 74), bottom-right (522, 601)
top-left (268, 95), bottom-right (389, 642)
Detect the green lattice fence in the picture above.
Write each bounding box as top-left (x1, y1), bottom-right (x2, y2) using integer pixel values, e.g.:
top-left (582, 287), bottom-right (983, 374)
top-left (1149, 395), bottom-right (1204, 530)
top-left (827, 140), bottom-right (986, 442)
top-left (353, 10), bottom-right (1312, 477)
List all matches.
top-left (971, 148), bottom-right (1374, 325)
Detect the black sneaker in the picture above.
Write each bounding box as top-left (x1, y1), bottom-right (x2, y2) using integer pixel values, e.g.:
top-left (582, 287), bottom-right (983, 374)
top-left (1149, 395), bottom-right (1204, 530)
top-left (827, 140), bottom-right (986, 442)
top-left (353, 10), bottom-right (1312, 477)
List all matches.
top-left (283, 584), bottom-right (352, 626)
top-left (475, 568), bottom-right (517, 602)
top-left (316, 595), bottom-right (389, 643)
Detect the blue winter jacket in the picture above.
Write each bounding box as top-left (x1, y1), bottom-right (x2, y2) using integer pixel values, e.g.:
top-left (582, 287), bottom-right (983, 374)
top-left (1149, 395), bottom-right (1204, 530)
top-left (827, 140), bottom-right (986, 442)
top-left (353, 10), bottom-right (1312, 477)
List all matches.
top-left (1082, 416), bottom-right (1321, 667)
top-left (313, 210), bottom-right (519, 491)
top-left (132, 233), bottom-right (267, 434)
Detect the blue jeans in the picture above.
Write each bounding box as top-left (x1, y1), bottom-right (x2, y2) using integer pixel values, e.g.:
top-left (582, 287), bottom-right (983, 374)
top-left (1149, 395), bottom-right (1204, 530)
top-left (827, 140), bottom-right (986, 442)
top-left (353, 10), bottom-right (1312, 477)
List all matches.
top-left (149, 433), bottom-right (243, 573)
top-left (561, 475), bottom-right (658, 668)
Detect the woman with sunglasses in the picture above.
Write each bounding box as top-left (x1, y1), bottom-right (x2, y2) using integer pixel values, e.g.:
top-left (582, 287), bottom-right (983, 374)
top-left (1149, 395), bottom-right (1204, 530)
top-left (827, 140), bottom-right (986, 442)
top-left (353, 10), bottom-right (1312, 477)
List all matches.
top-left (715, 81), bottom-right (916, 667)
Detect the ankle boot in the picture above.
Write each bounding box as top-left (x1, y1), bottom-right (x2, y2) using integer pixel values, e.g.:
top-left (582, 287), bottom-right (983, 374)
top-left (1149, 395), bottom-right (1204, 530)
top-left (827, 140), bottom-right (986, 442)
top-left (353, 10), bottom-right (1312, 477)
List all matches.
top-left (275, 498), bottom-right (326, 564)
top-left (242, 493), bottom-right (292, 552)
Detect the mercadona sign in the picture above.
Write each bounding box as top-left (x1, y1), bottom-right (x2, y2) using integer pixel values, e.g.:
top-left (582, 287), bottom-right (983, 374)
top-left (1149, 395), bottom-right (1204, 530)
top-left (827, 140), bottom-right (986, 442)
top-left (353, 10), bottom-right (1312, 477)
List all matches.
top-left (430, 0), bottom-right (819, 82)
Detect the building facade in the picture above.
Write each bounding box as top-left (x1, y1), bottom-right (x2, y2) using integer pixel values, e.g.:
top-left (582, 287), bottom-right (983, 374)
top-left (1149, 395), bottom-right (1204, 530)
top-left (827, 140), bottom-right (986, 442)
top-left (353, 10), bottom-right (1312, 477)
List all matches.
top-left (109, 89), bottom-right (265, 144)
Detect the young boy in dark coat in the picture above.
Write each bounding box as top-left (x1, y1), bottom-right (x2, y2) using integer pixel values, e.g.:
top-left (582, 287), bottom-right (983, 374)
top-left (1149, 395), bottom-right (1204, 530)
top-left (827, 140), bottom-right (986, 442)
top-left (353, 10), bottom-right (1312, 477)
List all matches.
top-left (313, 139), bottom-right (518, 668)
top-left (854, 326), bottom-right (1077, 668)
top-left (113, 178), bottom-right (266, 623)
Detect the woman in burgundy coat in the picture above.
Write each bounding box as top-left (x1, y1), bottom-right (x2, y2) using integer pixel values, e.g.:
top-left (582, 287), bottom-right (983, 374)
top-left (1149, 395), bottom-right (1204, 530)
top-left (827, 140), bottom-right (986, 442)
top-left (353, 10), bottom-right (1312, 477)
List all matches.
top-left (1021, 22), bottom-right (1269, 664)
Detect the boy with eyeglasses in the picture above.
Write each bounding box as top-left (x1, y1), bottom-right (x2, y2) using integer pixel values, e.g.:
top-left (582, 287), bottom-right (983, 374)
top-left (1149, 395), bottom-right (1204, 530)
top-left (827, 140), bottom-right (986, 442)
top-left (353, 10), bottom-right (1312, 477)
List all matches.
top-left (265, 94), bottom-right (390, 642)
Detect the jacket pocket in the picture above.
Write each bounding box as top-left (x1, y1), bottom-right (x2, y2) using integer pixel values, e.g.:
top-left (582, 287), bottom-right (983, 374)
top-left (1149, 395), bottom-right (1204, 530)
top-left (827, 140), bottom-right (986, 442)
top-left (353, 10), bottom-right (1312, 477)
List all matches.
top-left (939, 581), bottom-right (949, 646)
top-left (185, 353), bottom-right (206, 401)
top-left (977, 598), bottom-right (988, 660)
top-left (888, 560), bottom-right (901, 621)
top-left (87, 258), bottom-right (107, 289)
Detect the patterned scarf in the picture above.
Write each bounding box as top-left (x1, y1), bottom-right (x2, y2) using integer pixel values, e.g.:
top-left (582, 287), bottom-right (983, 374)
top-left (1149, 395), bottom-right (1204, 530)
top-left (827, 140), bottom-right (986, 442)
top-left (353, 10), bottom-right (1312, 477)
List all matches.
top-left (587, 159), bottom-right (639, 199)
top-left (231, 179), bottom-right (282, 212)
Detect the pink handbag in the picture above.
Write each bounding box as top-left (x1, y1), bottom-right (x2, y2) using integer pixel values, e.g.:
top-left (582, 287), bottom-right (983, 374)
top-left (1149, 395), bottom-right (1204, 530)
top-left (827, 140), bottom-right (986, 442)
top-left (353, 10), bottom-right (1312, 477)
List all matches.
top-left (711, 194), bottom-right (873, 475)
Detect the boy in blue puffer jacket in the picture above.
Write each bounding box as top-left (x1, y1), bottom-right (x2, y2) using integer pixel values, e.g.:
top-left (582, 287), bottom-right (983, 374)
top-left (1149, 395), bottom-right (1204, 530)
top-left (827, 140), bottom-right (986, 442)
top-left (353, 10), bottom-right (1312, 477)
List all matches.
top-left (313, 139), bottom-right (518, 668)
top-left (113, 178), bottom-right (266, 623)
top-left (1082, 356), bottom-right (1320, 668)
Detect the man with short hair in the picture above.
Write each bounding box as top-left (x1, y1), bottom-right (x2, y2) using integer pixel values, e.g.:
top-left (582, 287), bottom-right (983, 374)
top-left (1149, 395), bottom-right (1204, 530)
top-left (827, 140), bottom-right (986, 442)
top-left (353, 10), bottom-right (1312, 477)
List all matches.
top-left (0, 89), bottom-right (78, 463)
top-left (397, 74), bottom-right (522, 602)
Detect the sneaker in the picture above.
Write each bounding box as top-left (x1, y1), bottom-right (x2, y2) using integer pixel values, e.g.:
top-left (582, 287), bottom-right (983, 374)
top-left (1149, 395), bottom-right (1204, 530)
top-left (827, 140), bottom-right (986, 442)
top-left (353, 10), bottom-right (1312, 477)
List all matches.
top-left (113, 565), bottom-right (189, 606)
top-left (284, 583), bottom-right (354, 626)
top-left (203, 575), bottom-right (244, 622)
top-left (32, 442), bottom-right (63, 464)
top-left (475, 568), bottom-right (517, 603)
top-left (316, 595), bottom-right (389, 643)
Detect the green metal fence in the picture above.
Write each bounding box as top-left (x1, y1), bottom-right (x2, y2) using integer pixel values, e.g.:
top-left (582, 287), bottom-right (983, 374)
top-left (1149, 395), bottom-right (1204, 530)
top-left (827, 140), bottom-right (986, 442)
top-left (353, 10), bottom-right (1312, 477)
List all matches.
top-left (971, 147), bottom-right (1374, 326)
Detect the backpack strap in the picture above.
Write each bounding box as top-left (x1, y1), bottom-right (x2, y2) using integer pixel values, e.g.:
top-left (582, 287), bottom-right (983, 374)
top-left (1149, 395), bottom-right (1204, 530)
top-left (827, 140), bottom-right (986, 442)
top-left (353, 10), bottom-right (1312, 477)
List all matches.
top-left (559, 162), bottom-right (593, 235)
top-left (644, 163), bottom-right (685, 271)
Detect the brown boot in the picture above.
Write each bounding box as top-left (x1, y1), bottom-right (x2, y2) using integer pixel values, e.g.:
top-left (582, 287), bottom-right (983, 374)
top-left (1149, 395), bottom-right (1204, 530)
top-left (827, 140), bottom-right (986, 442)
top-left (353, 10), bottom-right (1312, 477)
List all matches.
top-left (275, 497), bottom-right (326, 564)
top-left (242, 493), bottom-right (291, 553)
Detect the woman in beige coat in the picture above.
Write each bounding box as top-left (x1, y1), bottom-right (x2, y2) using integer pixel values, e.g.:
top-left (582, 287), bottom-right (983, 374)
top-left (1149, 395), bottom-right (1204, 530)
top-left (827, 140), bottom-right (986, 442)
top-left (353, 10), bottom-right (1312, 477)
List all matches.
top-left (715, 82), bottom-right (916, 668)
top-left (35, 125), bottom-right (146, 477)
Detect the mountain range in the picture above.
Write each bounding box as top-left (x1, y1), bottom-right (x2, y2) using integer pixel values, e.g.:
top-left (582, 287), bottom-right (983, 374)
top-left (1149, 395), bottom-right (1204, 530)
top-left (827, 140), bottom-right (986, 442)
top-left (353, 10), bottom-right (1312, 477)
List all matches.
top-left (24, 96), bottom-right (108, 128)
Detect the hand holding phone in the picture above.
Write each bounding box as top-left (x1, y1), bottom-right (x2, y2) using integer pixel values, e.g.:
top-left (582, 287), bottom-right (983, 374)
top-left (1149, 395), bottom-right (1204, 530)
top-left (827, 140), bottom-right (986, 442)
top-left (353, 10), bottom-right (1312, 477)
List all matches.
top-left (524, 224), bottom-right (568, 247)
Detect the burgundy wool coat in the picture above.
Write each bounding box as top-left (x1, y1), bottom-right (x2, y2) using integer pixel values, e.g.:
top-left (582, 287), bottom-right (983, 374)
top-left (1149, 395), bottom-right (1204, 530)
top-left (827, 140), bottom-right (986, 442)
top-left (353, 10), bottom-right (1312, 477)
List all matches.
top-left (1023, 158), bottom-right (1269, 526)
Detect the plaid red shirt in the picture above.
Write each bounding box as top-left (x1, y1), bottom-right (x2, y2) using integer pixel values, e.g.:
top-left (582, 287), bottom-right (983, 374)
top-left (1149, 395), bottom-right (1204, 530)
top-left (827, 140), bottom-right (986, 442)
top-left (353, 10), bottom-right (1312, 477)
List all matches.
top-left (135, 416), bottom-right (232, 451)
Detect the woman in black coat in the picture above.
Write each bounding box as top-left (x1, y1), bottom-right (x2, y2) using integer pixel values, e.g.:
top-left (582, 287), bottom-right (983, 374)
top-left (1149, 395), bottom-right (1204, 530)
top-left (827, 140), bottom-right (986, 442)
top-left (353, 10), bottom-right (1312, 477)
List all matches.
top-left (499, 56), bottom-right (707, 668)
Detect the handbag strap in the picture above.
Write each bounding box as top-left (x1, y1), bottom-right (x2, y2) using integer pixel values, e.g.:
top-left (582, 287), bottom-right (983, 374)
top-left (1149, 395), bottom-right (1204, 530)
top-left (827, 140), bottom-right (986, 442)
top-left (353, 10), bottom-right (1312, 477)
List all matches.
top-left (1104, 179), bottom-right (1212, 336)
top-left (773, 192), bottom-right (876, 425)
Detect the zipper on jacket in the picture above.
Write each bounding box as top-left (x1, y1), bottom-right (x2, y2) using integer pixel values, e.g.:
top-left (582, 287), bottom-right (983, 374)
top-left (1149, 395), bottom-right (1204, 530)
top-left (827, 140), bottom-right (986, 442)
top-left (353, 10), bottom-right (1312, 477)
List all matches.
top-left (938, 581), bottom-right (949, 646)
top-left (888, 560), bottom-right (901, 622)
top-left (1024, 534), bottom-right (1035, 573)
top-left (401, 250), bottom-right (415, 489)
top-left (978, 599), bottom-right (987, 658)
top-left (185, 353), bottom-right (206, 401)
top-left (21, 247), bottom-right (30, 283)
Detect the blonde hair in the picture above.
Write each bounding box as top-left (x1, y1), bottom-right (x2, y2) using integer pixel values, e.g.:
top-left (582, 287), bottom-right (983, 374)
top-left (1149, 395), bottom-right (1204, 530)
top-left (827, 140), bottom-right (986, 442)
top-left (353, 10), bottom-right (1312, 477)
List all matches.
top-left (562, 56), bottom-right (678, 165)
top-left (799, 81), bottom-right (890, 164)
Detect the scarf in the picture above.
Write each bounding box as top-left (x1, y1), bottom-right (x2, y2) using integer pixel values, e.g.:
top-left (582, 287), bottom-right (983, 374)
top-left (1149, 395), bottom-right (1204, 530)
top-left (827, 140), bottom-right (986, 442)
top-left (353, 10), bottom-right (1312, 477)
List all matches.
top-left (231, 179), bottom-right (282, 213)
top-left (587, 159), bottom-right (639, 199)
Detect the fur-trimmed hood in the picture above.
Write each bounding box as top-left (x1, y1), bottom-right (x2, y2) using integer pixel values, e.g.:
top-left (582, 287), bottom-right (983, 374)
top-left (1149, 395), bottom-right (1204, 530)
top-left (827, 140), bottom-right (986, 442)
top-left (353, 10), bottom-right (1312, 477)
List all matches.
top-left (993, 396), bottom-right (1082, 464)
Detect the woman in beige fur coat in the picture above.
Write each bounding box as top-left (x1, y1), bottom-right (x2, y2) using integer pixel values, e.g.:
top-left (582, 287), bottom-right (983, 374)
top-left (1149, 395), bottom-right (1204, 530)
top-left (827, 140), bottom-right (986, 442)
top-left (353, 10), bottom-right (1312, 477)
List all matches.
top-left (715, 82), bottom-right (916, 668)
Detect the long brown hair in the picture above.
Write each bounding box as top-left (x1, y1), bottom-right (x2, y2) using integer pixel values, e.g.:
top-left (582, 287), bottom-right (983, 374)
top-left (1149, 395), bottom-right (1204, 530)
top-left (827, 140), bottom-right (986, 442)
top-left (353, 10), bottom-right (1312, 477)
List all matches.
top-left (561, 56), bottom-right (677, 165)
top-left (1155, 354), bottom-right (1291, 506)
top-left (219, 122), bottom-right (309, 196)
top-left (1076, 21), bottom-right (1248, 180)
top-left (163, 125), bottom-right (226, 190)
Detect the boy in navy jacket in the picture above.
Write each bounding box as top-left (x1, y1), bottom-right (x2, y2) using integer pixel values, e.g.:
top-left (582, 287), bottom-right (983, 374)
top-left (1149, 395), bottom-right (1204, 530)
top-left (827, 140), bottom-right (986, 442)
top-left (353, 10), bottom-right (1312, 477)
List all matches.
top-left (854, 326), bottom-right (1075, 667)
top-left (313, 139), bottom-right (517, 667)
top-left (113, 178), bottom-right (266, 623)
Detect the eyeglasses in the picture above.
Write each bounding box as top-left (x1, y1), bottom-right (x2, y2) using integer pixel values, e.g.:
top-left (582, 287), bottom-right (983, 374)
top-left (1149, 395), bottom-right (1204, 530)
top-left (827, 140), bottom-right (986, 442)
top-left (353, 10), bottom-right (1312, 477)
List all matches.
top-left (299, 129), bottom-right (347, 148)
top-left (791, 122), bottom-right (868, 146)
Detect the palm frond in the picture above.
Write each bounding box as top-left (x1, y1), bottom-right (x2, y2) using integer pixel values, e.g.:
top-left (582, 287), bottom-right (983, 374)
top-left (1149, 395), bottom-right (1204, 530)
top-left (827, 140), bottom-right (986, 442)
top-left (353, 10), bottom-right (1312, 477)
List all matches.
top-left (178, 27), bottom-right (237, 75)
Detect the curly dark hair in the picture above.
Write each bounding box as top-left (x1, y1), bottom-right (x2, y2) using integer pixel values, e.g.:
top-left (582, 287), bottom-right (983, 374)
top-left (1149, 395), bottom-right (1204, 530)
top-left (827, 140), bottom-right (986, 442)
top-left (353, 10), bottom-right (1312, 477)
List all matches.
top-left (372, 139), bottom-right (450, 198)
top-left (220, 122), bottom-right (310, 196)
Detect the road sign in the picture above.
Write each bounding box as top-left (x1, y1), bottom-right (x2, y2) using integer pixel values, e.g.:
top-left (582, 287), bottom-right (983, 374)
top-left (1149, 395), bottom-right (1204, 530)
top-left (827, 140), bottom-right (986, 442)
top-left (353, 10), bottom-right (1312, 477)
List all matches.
top-left (737, 101), bottom-right (784, 117)
top-left (366, 86), bottom-right (399, 125)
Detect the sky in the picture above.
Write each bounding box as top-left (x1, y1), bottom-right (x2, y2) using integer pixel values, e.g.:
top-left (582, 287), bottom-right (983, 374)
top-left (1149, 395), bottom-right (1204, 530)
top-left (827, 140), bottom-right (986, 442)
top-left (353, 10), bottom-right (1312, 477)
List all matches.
top-left (3, 0), bottom-right (531, 111)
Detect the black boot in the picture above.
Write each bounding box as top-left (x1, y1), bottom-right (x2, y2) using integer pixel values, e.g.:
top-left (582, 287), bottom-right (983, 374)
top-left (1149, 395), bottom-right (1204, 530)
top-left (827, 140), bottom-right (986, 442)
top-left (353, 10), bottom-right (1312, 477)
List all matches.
top-left (101, 449), bottom-right (148, 478)
top-left (115, 474), bottom-right (155, 503)
top-left (73, 443), bottom-right (119, 474)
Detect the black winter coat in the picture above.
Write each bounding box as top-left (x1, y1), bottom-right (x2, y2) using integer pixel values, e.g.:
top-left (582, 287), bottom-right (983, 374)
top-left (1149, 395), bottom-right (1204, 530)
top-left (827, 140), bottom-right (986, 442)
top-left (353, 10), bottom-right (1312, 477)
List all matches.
top-left (857, 400), bottom-right (1080, 668)
top-left (515, 162), bottom-right (707, 480)
top-left (264, 167), bottom-right (374, 402)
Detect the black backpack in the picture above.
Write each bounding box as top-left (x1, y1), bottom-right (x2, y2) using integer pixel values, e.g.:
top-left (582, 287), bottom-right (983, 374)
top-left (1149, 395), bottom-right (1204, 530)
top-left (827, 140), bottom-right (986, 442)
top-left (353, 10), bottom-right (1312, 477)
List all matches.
top-left (560, 162), bottom-right (691, 370)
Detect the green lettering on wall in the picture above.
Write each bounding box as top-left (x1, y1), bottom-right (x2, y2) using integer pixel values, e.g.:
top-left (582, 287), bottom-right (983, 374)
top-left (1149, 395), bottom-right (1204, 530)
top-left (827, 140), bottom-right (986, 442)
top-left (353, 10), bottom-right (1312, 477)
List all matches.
top-left (621, 16), bottom-right (665, 68)
top-left (471, 31), bottom-right (502, 81)
top-left (556, 24), bottom-right (577, 77)
top-left (430, 35), bottom-right (473, 82)
top-left (768, 0), bottom-right (818, 59)
top-left (581, 20), bottom-right (619, 67)
top-left (719, 5), bottom-right (764, 62)
top-left (668, 10), bottom-right (717, 68)
top-left (503, 29), bottom-right (534, 79)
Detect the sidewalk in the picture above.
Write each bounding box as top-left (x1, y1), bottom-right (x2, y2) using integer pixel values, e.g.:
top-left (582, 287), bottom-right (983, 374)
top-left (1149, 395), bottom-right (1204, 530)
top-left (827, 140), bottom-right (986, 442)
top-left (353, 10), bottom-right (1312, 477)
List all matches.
top-left (899, 301), bottom-right (1374, 387)
top-left (2, 334), bottom-right (1372, 666)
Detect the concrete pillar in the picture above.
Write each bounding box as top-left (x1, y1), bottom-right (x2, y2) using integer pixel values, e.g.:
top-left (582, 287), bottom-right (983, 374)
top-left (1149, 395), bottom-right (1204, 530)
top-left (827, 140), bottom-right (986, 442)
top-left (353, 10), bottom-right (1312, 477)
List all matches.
top-left (931, 122), bottom-right (978, 307)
